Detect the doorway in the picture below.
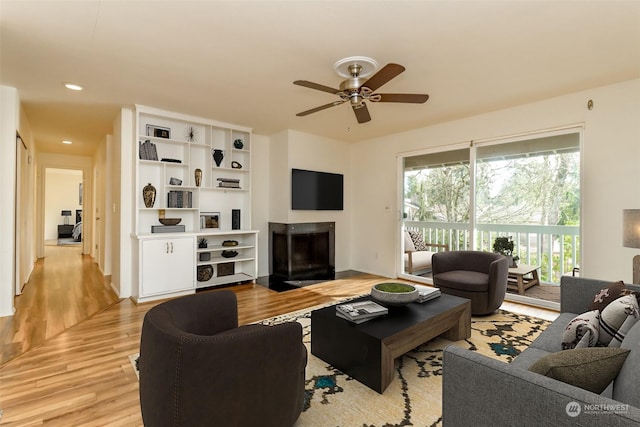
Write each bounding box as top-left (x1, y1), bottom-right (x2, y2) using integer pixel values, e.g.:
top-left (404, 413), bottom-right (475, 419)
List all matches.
top-left (44, 168), bottom-right (83, 247)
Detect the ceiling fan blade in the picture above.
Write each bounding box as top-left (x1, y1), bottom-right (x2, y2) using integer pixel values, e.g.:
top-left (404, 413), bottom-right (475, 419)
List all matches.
top-left (375, 93), bottom-right (429, 103)
top-left (353, 103), bottom-right (371, 124)
top-left (293, 80), bottom-right (341, 94)
top-left (361, 63), bottom-right (405, 92)
top-left (296, 100), bottom-right (345, 117)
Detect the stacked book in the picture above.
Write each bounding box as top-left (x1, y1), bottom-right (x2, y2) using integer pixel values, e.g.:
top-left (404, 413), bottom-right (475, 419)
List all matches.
top-left (217, 178), bottom-right (240, 189)
top-left (414, 285), bottom-right (442, 303)
top-left (151, 225), bottom-right (185, 233)
top-left (335, 300), bottom-right (388, 324)
top-left (139, 140), bottom-right (158, 160)
top-left (167, 190), bottom-right (193, 208)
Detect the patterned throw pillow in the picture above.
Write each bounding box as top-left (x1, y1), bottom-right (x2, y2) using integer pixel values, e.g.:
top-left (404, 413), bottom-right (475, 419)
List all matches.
top-left (562, 310), bottom-right (600, 350)
top-left (598, 294), bottom-right (640, 347)
top-left (407, 230), bottom-right (428, 251)
top-left (588, 281), bottom-right (626, 312)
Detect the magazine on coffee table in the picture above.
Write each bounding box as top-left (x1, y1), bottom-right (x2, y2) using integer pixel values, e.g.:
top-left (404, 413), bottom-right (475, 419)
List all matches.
top-left (414, 285), bottom-right (441, 303)
top-left (336, 300), bottom-right (388, 323)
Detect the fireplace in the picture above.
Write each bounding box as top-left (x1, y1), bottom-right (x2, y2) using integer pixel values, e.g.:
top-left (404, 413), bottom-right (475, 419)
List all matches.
top-left (269, 222), bottom-right (335, 281)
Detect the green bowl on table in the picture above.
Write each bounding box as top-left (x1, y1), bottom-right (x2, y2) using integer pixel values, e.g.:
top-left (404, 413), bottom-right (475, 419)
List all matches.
top-left (371, 282), bottom-right (419, 306)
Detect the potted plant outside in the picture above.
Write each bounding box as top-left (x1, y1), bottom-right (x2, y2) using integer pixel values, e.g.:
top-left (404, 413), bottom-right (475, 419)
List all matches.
top-left (493, 236), bottom-right (519, 268)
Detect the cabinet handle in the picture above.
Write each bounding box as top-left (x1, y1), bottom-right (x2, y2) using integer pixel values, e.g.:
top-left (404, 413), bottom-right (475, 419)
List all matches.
top-left (171, 242), bottom-right (174, 253)
top-left (166, 243), bottom-right (169, 253)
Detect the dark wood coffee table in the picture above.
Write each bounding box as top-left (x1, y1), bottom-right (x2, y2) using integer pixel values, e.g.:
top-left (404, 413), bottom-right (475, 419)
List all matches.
top-left (311, 293), bottom-right (471, 393)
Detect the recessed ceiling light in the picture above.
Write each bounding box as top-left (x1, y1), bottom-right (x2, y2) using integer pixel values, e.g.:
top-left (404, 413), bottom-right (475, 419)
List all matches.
top-left (62, 140), bottom-right (73, 145)
top-left (63, 83), bottom-right (84, 91)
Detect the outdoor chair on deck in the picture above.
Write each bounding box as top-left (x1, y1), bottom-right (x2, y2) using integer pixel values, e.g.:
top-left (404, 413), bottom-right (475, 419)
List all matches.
top-left (404, 230), bottom-right (449, 274)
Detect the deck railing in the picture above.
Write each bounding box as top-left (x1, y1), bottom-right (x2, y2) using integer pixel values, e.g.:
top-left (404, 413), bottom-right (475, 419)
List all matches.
top-left (404, 221), bottom-right (580, 284)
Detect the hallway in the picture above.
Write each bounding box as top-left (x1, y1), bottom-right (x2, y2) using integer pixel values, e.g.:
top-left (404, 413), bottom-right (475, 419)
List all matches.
top-left (0, 245), bottom-right (119, 365)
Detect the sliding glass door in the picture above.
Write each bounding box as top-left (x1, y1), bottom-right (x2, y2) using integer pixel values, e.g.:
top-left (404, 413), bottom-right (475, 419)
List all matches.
top-left (400, 128), bottom-right (581, 305)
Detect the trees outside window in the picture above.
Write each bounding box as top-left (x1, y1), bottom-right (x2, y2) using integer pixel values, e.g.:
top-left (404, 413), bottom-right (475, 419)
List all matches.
top-left (403, 131), bottom-right (580, 283)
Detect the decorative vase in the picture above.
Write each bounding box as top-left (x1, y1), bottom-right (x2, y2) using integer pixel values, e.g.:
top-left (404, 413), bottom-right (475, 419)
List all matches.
top-left (233, 139), bottom-right (244, 149)
top-left (212, 149), bottom-right (224, 167)
top-left (143, 183), bottom-right (156, 208)
top-left (194, 168), bottom-right (202, 187)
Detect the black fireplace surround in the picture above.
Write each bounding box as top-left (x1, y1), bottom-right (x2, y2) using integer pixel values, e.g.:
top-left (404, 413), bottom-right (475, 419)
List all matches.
top-left (269, 222), bottom-right (335, 282)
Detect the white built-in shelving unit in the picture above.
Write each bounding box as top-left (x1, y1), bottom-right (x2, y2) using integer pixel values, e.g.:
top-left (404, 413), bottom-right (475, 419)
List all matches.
top-left (133, 105), bottom-right (257, 303)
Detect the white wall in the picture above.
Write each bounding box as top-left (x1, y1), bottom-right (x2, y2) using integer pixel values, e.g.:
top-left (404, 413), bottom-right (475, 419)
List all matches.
top-left (350, 78), bottom-right (640, 283)
top-left (0, 86), bottom-right (19, 317)
top-left (111, 107), bottom-right (134, 298)
top-left (250, 133), bottom-right (271, 277)
top-left (256, 129), bottom-right (351, 276)
top-left (44, 168), bottom-right (82, 240)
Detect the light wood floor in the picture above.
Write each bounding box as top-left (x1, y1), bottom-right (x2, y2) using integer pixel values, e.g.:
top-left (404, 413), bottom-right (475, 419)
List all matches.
top-left (0, 247), bottom-right (558, 425)
top-left (0, 245), bottom-right (120, 365)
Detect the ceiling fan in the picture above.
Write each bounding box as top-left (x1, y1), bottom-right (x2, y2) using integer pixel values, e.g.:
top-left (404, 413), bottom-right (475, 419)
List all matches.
top-left (294, 59), bottom-right (429, 124)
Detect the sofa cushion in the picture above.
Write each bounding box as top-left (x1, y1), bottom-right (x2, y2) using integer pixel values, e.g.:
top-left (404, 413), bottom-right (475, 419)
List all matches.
top-left (598, 294), bottom-right (640, 347)
top-left (561, 310), bottom-right (600, 350)
top-left (528, 312), bottom-right (576, 353)
top-left (588, 281), bottom-right (627, 312)
top-left (407, 230), bottom-right (428, 251)
top-left (528, 347), bottom-right (630, 394)
top-left (510, 347), bottom-right (552, 370)
top-left (613, 320), bottom-right (640, 407)
top-left (433, 270), bottom-right (489, 292)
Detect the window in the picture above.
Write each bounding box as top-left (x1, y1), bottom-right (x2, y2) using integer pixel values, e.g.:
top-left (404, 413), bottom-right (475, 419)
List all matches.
top-left (402, 129), bottom-right (581, 290)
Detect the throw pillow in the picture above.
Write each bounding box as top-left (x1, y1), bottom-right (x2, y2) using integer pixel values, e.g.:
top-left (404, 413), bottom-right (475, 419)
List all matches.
top-left (562, 310), bottom-right (600, 350)
top-left (598, 294), bottom-right (640, 347)
top-left (529, 347), bottom-right (630, 394)
top-left (407, 230), bottom-right (428, 252)
top-left (588, 281), bottom-right (626, 312)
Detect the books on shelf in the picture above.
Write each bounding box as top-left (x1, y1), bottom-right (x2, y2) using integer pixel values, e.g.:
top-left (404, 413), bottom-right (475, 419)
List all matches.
top-left (217, 177), bottom-right (241, 189)
top-left (151, 225), bottom-right (185, 233)
top-left (414, 285), bottom-right (442, 303)
top-left (139, 140), bottom-right (158, 161)
top-left (335, 300), bottom-right (388, 324)
top-left (167, 190), bottom-right (193, 208)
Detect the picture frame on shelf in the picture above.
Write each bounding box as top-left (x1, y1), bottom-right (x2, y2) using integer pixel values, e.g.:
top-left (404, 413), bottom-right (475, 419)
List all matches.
top-left (146, 124), bottom-right (171, 139)
top-left (200, 212), bottom-right (220, 230)
top-left (218, 262), bottom-right (235, 277)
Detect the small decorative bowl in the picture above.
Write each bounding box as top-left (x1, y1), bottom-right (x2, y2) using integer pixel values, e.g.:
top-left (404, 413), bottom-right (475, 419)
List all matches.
top-left (371, 283), bottom-right (419, 306)
top-left (221, 250), bottom-right (238, 258)
top-left (222, 240), bottom-right (239, 247)
top-left (159, 218), bottom-right (181, 226)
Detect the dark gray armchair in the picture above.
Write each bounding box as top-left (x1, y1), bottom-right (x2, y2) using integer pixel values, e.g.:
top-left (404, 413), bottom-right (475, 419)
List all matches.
top-left (432, 251), bottom-right (508, 315)
top-left (139, 290), bottom-right (307, 427)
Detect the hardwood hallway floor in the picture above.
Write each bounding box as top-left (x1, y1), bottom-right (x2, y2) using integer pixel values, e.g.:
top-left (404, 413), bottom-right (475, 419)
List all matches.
top-left (0, 244), bottom-right (120, 365)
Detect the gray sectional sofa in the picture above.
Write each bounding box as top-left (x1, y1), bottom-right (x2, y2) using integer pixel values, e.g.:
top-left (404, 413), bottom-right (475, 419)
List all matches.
top-left (443, 275), bottom-right (640, 426)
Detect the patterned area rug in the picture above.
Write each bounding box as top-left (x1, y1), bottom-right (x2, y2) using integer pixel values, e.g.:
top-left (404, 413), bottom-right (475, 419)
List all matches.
top-left (131, 302), bottom-right (549, 427)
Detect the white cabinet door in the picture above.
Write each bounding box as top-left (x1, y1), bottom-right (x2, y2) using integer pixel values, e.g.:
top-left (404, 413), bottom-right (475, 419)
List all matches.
top-left (141, 237), bottom-right (194, 296)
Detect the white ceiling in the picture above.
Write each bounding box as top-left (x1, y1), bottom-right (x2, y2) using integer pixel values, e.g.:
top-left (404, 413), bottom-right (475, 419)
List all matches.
top-left (1, 1), bottom-right (639, 156)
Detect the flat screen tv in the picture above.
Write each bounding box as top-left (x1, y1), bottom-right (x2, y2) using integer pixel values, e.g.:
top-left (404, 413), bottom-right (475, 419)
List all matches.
top-left (291, 168), bottom-right (343, 210)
